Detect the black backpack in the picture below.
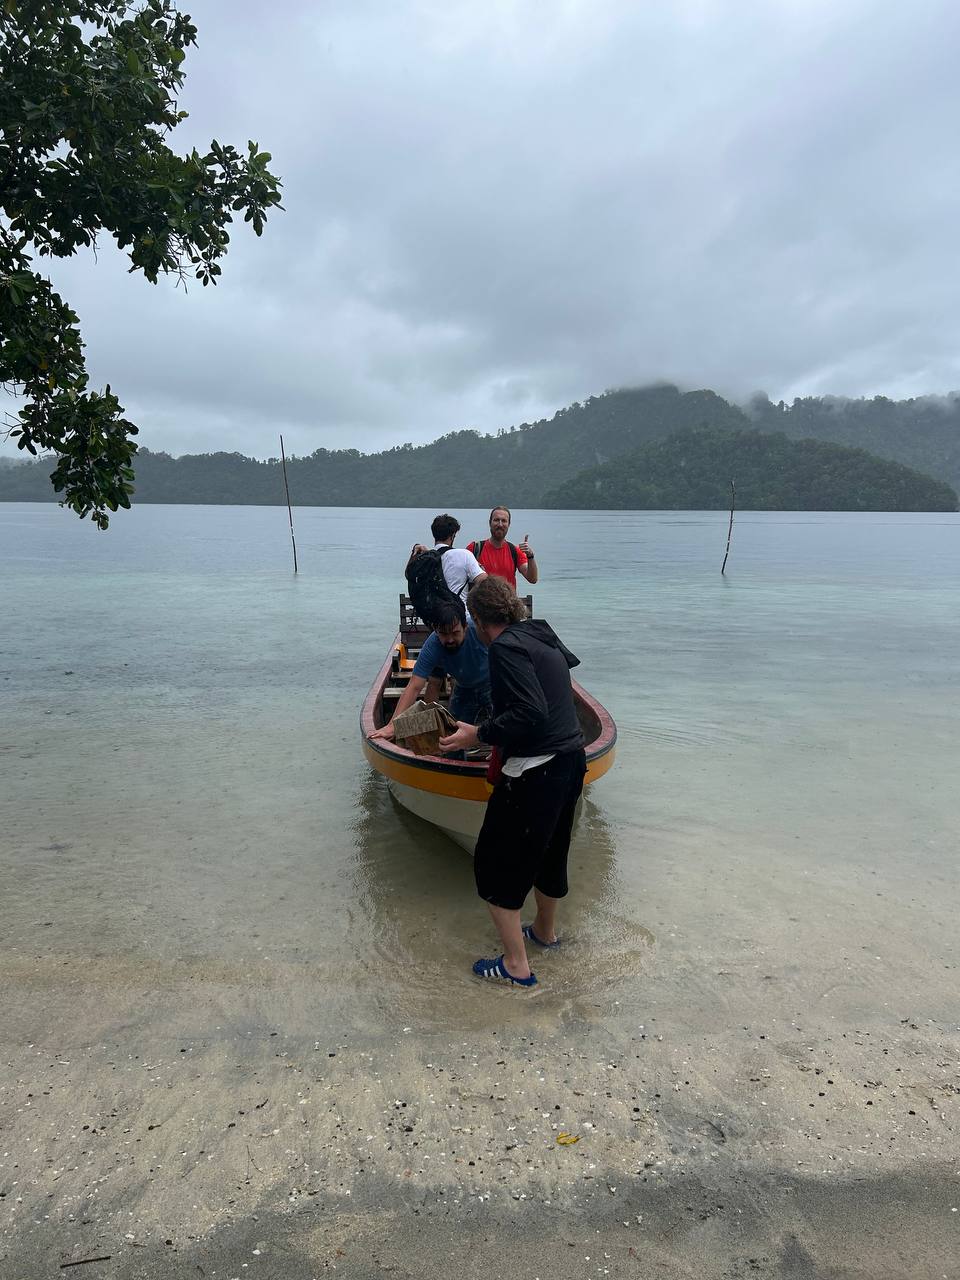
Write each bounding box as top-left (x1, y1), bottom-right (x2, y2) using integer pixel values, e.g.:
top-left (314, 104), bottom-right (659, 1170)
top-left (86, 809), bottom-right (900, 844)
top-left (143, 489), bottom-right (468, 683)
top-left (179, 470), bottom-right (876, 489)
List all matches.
top-left (470, 539), bottom-right (519, 570)
top-left (405, 546), bottom-right (462, 625)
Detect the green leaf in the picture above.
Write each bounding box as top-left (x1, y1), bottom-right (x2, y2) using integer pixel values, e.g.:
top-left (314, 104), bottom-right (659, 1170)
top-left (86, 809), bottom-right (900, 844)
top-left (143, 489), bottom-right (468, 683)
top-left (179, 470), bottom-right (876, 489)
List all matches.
top-left (0, 1), bottom-right (282, 530)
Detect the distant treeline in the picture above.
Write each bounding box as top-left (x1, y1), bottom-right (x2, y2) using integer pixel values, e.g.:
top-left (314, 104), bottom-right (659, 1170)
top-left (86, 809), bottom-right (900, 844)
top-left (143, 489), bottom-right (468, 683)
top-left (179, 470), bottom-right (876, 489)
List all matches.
top-left (542, 427), bottom-right (958, 511)
top-left (2, 383), bottom-right (959, 510)
top-left (747, 391), bottom-right (960, 492)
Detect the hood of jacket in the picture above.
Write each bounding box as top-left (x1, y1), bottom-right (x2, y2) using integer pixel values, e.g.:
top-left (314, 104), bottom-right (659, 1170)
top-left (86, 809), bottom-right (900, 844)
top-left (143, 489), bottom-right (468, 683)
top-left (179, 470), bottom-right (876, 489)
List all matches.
top-left (498, 619), bottom-right (580, 669)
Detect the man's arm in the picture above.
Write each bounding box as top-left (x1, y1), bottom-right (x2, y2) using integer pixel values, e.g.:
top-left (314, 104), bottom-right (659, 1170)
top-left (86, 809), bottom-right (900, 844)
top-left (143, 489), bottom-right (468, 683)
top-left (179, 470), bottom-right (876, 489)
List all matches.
top-left (369, 674), bottom-right (427, 740)
top-left (406, 543), bottom-right (429, 572)
top-left (462, 548), bottom-right (487, 585)
top-left (517, 534), bottom-right (538, 585)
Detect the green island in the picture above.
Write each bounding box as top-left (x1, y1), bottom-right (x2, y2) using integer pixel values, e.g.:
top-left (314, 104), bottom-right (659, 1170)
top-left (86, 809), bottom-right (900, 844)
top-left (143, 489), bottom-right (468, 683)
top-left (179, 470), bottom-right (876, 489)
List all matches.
top-left (1, 384), bottom-right (958, 510)
top-left (542, 426), bottom-right (959, 511)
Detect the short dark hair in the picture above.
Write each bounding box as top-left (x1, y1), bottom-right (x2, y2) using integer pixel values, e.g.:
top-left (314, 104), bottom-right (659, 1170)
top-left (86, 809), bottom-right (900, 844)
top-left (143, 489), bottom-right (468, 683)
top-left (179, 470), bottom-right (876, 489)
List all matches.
top-left (433, 598), bottom-right (467, 631)
top-left (431, 513), bottom-right (460, 542)
top-left (489, 505), bottom-right (511, 523)
top-left (467, 575), bottom-right (528, 627)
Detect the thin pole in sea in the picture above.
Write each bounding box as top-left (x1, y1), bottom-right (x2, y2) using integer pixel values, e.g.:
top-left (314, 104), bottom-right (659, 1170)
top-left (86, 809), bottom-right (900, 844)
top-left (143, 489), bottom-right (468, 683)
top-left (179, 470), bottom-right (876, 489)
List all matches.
top-left (280, 434), bottom-right (299, 574)
top-left (721, 479), bottom-right (736, 575)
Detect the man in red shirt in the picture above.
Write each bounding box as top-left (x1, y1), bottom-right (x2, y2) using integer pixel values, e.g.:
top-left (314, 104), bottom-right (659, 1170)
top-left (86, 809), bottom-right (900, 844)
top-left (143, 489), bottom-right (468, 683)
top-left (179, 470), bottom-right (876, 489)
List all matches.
top-left (468, 506), bottom-right (539, 591)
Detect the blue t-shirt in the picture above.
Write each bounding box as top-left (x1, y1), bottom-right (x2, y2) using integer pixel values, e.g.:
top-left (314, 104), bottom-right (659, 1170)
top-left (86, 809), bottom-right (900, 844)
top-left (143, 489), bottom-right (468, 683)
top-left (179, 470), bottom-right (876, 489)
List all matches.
top-left (413, 621), bottom-right (490, 690)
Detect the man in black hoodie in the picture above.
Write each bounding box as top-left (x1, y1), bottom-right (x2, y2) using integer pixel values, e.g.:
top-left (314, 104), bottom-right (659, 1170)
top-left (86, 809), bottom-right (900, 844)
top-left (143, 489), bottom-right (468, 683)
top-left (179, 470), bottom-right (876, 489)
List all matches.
top-left (440, 576), bottom-right (586, 987)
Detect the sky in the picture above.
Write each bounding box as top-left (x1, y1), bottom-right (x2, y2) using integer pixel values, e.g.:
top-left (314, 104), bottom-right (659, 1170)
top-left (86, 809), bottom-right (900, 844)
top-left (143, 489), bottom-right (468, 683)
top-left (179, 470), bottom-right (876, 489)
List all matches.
top-left (5, 0), bottom-right (960, 459)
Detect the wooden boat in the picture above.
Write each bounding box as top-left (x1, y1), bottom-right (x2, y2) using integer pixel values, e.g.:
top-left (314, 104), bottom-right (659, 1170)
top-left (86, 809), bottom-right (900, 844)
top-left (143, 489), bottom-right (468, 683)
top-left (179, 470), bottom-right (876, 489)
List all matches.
top-left (360, 595), bottom-right (617, 852)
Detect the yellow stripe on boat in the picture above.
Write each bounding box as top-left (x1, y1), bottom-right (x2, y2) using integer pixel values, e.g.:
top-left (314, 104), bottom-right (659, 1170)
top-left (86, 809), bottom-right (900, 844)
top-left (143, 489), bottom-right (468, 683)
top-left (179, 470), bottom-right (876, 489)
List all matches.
top-left (361, 737), bottom-right (493, 801)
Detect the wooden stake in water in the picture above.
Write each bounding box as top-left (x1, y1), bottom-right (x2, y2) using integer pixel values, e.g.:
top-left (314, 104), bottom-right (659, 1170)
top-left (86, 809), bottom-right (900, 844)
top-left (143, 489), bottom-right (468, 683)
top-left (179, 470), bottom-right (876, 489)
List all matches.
top-left (279, 434), bottom-right (298, 574)
top-left (721, 479), bottom-right (736, 575)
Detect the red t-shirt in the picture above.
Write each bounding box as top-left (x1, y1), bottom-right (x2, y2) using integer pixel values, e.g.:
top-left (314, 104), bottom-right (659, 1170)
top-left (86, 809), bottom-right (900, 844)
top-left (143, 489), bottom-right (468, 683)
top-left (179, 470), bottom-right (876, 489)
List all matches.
top-left (468, 539), bottom-right (528, 589)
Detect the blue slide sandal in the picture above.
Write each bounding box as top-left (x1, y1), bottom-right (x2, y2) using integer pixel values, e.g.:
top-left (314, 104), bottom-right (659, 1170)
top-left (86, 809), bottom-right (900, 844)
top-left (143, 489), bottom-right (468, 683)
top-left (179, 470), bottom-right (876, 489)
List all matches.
top-left (472, 955), bottom-right (538, 987)
top-left (522, 924), bottom-right (561, 949)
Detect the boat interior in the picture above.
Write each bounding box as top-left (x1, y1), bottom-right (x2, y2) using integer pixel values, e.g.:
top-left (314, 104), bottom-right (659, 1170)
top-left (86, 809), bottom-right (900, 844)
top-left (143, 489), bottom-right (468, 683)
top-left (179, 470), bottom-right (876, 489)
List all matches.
top-left (373, 595), bottom-right (607, 755)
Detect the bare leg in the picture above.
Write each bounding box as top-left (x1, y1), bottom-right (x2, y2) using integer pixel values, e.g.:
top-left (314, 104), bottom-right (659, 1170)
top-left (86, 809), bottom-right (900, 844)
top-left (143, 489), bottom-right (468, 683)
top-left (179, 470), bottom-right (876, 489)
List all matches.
top-left (486, 903), bottom-right (531, 979)
top-left (531, 890), bottom-right (560, 944)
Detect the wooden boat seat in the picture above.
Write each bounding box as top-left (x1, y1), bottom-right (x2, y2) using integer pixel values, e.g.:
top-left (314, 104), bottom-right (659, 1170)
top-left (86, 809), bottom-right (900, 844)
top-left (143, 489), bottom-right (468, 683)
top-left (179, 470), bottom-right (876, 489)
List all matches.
top-left (400, 594), bottom-right (431, 647)
top-left (400, 591), bottom-right (533, 633)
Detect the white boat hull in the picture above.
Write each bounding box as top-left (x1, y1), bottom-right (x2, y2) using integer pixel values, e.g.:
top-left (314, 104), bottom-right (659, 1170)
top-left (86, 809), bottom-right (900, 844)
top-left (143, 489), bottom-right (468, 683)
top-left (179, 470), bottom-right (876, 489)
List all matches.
top-left (387, 778), bottom-right (486, 853)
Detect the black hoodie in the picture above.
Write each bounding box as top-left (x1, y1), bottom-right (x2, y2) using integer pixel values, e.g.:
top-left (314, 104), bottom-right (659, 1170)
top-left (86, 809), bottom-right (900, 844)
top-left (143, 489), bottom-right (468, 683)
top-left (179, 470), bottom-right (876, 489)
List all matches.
top-left (476, 619), bottom-right (585, 759)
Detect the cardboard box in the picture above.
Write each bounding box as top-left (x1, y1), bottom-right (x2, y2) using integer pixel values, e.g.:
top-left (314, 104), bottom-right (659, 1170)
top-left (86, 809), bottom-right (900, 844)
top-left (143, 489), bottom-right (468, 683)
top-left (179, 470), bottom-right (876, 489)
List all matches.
top-left (391, 700), bottom-right (459, 755)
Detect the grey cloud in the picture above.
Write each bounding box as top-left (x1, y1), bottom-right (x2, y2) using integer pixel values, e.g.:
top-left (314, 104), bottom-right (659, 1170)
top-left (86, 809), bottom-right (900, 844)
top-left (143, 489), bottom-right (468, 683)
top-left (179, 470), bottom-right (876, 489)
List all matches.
top-left (6, 0), bottom-right (959, 458)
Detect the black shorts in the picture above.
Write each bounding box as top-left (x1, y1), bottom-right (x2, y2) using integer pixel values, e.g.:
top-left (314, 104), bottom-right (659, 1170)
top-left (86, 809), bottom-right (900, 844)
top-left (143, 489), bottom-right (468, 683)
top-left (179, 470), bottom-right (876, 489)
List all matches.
top-left (474, 749), bottom-right (587, 911)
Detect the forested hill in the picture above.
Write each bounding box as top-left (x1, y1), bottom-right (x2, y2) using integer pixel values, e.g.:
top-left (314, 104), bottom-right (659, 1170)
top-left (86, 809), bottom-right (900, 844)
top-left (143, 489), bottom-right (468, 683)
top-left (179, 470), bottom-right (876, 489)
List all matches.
top-left (2, 383), bottom-right (959, 508)
top-left (0, 386), bottom-right (746, 507)
top-left (746, 393), bottom-right (960, 490)
top-left (542, 428), bottom-right (959, 511)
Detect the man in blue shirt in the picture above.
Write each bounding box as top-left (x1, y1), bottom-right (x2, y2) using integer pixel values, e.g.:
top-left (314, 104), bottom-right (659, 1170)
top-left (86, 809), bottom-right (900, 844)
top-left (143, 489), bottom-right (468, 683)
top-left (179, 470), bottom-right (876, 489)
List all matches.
top-left (369, 600), bottom-right (491, 741)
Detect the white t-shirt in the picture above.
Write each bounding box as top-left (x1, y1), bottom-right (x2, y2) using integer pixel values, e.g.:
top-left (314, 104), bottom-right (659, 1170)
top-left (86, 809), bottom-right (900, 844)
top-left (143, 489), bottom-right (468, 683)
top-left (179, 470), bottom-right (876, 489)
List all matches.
top-left (502, 753), bottom-right (555, 778)
top-left (436, 543), bottom-right (484, 602)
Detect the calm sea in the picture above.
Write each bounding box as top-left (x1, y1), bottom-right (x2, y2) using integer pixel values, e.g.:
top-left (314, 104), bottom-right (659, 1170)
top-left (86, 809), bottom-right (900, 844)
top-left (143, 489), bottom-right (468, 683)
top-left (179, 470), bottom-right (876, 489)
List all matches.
top-left (2, 504), bottom-right (958, 1033)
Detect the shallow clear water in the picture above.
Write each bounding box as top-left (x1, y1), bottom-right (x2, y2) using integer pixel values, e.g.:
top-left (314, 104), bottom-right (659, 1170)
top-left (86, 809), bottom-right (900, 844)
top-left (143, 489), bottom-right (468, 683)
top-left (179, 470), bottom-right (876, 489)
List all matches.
top-left (2, 503), bottom-right (958, 1036)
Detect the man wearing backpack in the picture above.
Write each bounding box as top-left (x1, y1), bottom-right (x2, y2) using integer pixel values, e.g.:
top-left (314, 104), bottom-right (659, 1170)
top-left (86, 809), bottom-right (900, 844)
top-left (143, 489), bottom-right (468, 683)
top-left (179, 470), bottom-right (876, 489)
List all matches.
top-left (468, 507), bottom-right (538, 591)
top-left (407, 513), bottom-right (486, 616)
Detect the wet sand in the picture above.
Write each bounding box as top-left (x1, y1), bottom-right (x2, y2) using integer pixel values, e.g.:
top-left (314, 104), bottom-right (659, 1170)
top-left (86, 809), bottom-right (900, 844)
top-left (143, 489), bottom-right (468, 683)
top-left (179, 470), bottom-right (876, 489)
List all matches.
top-left (3, 811), bottom-right (958, 1280)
